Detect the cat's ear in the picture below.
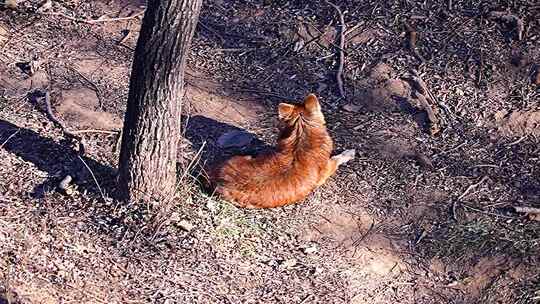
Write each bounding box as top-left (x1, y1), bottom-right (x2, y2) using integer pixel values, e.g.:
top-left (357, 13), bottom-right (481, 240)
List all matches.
top-left (303, 94), bottom-right (321, 113)
top-left (278, 103), bottom-right (296, 119)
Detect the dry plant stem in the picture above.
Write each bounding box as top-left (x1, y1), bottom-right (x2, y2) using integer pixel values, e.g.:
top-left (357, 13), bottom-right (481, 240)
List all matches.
top-left (514, 206), bottom-right (540, 214)
top-left (458, 176), bottom-right (489, 201)
top-left (69, 67), bottom-right (103, 109)
top-left (326, 0), bottom-right (346, 99)
top-left (453, 176), bottom-right (489, 220)
top-left (43, 92), bottom-right (82, 137)
top-left (71, 129), bottom-right (120, 135)
top-left (118, 29), bottom-right (132, 45)
top-left (0, 129), bottom-right (20, 149)
top-left (47, 10), bottom-right (145, 24)
top-left (78, 156), bottom-right (106, 202)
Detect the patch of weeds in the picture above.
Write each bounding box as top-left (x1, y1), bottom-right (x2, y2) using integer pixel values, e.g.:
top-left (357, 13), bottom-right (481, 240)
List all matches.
top-left (211, 199), bottom-right (264, 254)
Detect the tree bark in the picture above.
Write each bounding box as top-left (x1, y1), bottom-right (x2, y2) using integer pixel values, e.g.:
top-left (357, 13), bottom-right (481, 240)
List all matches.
top-left (118, 0), bottom-right (202, 203)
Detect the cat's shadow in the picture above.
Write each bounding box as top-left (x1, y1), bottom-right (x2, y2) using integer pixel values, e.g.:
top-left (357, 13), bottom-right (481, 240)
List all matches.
top-left (181, 115), bottom-right (274, 179)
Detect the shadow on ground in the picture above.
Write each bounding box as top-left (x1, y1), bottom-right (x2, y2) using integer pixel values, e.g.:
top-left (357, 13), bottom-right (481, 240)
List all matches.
top-left (0, 119), bottom-right (115, 198)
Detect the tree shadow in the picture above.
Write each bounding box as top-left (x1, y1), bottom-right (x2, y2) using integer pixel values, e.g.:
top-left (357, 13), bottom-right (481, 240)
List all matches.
top-left (0, 119), bottom-right (116, 199)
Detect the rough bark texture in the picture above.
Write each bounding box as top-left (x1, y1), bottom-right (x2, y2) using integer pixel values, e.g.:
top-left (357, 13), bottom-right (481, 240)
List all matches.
top-left (118, 0), bottom-right (202, 203)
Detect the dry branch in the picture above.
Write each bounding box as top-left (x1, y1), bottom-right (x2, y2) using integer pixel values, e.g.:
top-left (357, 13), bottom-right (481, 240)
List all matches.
top-left (457, 176), bottom-right (489, 201)
top-left (513, 206), bottom-right (540, 214)
top-left (47, 10), bottom-right (145, 25)
top-left (41, 91), bottom-right (85, 154)
top-left (71, 129), bottom-right (119, 135)
top-left (325, 1), bottom-right (346, 99)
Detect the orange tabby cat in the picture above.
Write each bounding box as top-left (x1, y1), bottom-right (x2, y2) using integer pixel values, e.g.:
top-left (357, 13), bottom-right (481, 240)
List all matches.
top-left (209, 93), bottom-right (355, 208)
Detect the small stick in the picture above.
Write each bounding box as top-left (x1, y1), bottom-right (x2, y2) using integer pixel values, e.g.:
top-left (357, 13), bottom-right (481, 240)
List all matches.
top-left (458, 176), bottom-right (489, 201)
top-left (0, 129), bottom-right (20, 149)
top-left (46, 10), bottom-right (145, 25)
top-left (433, 141), bottom-right (467, 157)
top-left (453, 176), bottom-right (489, 221)
top-left (41, 90), bottom-right (85, 153)
top-left (325, 0), bottom-right (346, 99)
top-left (117, 29), bottom-right (132, 45)
top-left (71, 129), bottom-right (119, 135)
top-left (69, 67), bottom-right (104, 109)
top-left (78, 155), bottom-right (106, 202)
top-left (513, 206), bottom-right (540, 214)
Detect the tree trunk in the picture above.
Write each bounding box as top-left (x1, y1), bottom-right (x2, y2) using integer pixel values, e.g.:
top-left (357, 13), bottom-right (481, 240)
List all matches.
top-left (118, 0), bottom-right (202, 203)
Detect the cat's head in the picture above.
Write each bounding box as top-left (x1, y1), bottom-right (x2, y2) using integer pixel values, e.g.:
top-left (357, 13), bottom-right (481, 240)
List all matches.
top-left (277, 94), bottom-right (325, 126)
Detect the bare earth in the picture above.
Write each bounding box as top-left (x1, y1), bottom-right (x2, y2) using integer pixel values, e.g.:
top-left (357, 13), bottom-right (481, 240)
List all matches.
top-left (1, 0), bottom-right (539, 303)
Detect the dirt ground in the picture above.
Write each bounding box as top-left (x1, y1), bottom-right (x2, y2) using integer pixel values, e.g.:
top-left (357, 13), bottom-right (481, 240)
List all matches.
top-left (1, 0), bottom-right (540, 303)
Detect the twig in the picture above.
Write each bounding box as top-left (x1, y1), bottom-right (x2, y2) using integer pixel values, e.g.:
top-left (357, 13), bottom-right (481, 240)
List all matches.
top-left (77, 156), bottom-right (106, 202)
top-left (0, 129), bottom-right (19, 149)
top-left (300, 295), bottom-right (315, 304)
top-left (433, 141), bottom-right (467, 157)
top-left (71, 129), bottom-right (120, 135)
top-left (507, 135), bottom-right (527, 146)
top-left (117, 29), bottom-right (132, 45)
top-left (458, 176), bottom-right (489, 201)
top-left (453, 176), bottom-right (489, 221)
top-left (69, 67), bottom-right (104, 109)
top-left (41, 90), bottom-right (85, 153)
top-left (114, 129), bottom-right (123, 153)
top-left (325, 1), bottom-right (346, 99)
top-left (232, 88), bottom-right (294, 100)
top-left (46, 10), bottom-right (145, 25)
top-left (513, 206), bottom-right (540, 214)
top-left (462, 204), bottom-right (521, 219)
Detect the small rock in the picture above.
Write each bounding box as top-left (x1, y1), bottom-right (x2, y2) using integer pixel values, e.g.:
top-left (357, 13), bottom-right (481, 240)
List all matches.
top-left (316, 82), bottom-right (328, 93)
top-left (217, 130), bottom-right (254, 149)
top-left (303, 245), bottom-right (318, 254)
top-left (58, 175), bottom-right (72, 190)
top-left (177, 220), bottom-right (194, 232)
top-left (281, 258), bottom-right (297, 269)
top-left (343, 103), bottom-right (362, 113)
